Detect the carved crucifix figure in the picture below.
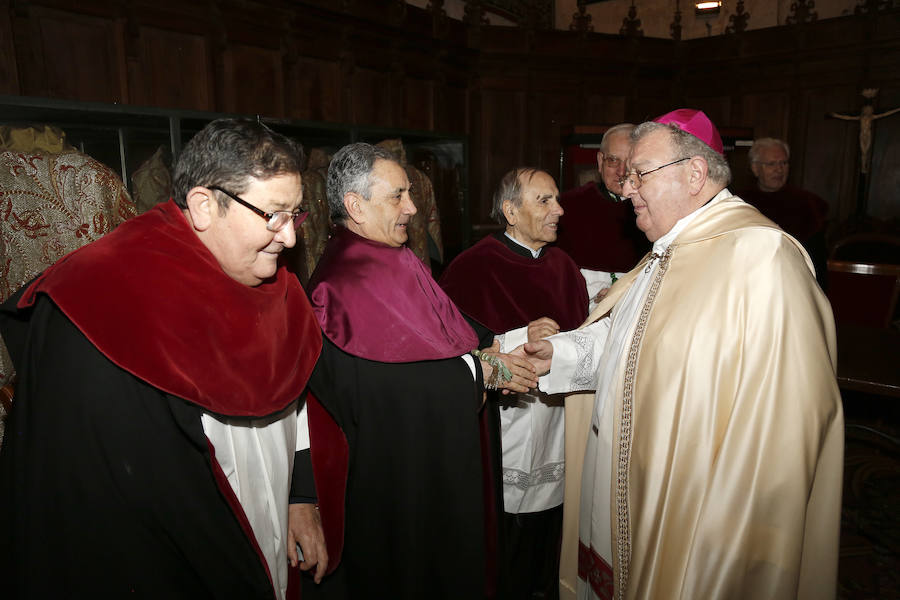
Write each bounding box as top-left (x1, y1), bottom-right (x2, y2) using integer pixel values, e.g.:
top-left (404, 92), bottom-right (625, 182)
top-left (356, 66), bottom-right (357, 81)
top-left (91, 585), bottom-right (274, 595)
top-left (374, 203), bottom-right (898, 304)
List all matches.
top-left (829, 88), bottom-right (900, 174)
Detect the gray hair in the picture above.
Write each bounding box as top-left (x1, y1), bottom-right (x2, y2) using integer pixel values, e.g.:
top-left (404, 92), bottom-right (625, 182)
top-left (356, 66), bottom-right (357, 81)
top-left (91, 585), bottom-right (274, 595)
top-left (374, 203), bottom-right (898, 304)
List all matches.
top-left (490, 167), bottom-right (545, 226)
top-left (599, 123), bottom-right (635, 154)
top-left (326, 142), bottom-right (397, 224)
top-left (631, 121), bottom-right (732, 186)
top-left (172, 118), bottom-right (305, 210)
top-left (749, 137), bottom-right (790, 163)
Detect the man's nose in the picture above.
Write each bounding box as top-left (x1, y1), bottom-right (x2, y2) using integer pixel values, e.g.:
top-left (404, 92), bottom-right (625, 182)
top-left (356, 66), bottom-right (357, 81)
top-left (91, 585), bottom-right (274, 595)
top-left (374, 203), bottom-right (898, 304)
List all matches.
top-left (403, 192), bottom-right (417, 215)
top-left (552, 199), bottom-right (564, 216)
top-left (615, 160), bottom-right (627, 177)
top-left (275, 221), bottom-right (297, 248)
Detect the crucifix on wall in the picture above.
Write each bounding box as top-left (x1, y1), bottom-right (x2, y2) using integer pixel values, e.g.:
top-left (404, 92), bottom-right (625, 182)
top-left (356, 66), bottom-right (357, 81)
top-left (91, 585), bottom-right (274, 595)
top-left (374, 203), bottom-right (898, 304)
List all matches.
top-left (829, 88), bottom-right (900, 175)
top-left (828, 88), bottom-right (900, 216)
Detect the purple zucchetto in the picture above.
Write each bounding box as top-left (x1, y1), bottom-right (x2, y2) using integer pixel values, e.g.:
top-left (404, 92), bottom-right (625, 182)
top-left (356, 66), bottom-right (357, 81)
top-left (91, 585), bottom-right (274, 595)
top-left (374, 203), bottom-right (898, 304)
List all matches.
top-left (654, 109), bottom-right (725, 155)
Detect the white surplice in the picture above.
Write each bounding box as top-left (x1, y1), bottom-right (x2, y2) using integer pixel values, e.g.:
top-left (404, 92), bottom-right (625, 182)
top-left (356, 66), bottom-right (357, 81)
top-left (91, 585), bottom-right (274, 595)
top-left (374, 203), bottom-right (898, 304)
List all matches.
top-left (201, 401), bottom-right (299, 600)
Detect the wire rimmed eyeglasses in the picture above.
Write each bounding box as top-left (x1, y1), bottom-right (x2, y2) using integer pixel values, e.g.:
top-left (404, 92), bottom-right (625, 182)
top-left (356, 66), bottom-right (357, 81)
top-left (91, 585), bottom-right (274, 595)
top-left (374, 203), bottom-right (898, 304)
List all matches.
top-left (208, 185), bottom-right (308, 231)
top-left (618, 157), bottom-right (690, 190)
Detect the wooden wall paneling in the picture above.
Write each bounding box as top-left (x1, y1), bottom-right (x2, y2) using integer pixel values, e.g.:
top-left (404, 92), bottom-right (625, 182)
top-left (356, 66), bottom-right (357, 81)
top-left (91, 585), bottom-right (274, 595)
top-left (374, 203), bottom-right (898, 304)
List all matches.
top-left (351, 66), bottom-right (394, 128)
top-left (799, 85), bottom-right (858, 225)
top-left (534, 89), bottom-right (580, 178)
top-left (435, 82), bottom-right (466, 134)
top-left (475, 87), bottom-right (526, 224)
top-left (23, 6), bottom-right (125, 102)
top-left (135, 26), bottom-right (213, 111)
top-left (228, 44), bottom-right (285, 117)
top-left (682, 94), bottom-right (732, 131)
top-left (287, 56), bottom-right (342, 122)
top-left (0, 0), bottom-right (20, 94)
top-left (626, 79), bottom-right (676, 124)
top-left (737, 91), bottom-right (791, 140)
top-left (9, 0), bottom-right (40, 97)
top-left (581, 93), bottom-right (627, 127)
top-left (866, 85), bottom-right (900, 220)
top-left (402, 76), bottom-right (434, 132)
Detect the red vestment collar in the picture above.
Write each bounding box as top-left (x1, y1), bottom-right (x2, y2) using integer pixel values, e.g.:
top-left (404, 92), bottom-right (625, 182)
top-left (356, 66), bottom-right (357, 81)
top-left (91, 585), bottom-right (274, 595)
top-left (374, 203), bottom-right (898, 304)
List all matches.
top-left (308, 227), bottom-right (478, 363)
top-left (19, 200), bottom-right (321, 417)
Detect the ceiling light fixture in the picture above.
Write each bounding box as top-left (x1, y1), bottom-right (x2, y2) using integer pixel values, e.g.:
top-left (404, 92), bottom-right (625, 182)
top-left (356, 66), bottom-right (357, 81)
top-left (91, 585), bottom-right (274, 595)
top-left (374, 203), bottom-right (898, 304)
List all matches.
top-left (695, 1), bottom-right (722, 15)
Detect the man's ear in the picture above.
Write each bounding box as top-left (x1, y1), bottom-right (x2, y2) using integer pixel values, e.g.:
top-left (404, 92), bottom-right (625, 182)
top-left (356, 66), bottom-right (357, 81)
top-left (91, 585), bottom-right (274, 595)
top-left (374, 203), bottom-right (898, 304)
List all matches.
top-left (185, 186), bottom-right (215, 231)
top-left (687, 156), bottom-right (709, 195)
top-left (750, 161), bottom-right (760, 179)
top-left (343, 192), bottom-right (366, 225)
top-left (502, 199), bottom-right (517, 226)
top-left (596, 151), bottom-right (604, 172)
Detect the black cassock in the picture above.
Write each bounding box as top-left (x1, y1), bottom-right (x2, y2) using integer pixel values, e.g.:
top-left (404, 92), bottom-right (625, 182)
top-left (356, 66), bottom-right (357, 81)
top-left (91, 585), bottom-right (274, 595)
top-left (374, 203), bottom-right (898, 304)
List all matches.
top-left (303, 336), bottom-right (486, 599)
top-left (0, 297), bottom-right (274, 598)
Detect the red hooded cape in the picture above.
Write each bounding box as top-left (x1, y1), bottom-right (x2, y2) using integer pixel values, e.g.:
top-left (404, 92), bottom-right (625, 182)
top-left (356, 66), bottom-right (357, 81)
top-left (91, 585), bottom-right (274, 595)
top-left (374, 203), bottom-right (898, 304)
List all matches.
top-left (18, 199), bottom-right (321, 417)
top-left (440, 234), bottom-right (588, 334)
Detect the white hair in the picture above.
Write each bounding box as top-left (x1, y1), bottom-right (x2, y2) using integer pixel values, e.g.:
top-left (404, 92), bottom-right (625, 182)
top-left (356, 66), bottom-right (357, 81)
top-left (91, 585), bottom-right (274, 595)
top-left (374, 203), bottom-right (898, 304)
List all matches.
top-left (749, 137), bottom-right (790, 163)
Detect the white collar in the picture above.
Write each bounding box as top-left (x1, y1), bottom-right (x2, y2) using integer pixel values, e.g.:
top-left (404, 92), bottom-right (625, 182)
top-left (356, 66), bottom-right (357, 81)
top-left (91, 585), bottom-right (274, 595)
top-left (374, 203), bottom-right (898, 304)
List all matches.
top-left (504, 232), bottom-right (542, 259)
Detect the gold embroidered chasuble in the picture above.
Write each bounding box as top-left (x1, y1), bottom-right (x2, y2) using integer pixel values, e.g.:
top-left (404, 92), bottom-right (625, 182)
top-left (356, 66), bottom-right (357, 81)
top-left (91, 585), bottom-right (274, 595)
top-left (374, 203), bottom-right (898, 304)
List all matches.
top-left (560, 194), bottom-right (842, 600)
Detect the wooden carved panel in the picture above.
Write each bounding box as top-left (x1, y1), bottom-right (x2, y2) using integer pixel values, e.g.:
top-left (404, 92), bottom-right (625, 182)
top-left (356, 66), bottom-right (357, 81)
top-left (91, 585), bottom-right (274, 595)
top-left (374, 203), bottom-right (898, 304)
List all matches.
top-left (0, 2), bottom-right (19, 94)
top-left (434, 84), bottom-right (466, 134)
top-left (402, 76), bottom-right (433, 132)
top-left (227, 44), bottom-right (285, 117)
top-left (682, 95), bottom-right (732, 132)
top-left (22, 7), bottom-right (126, 103)
top-left (351, 67), bottom-right (392, 127)
top-left (582, 94), bottom-right (627, 127)
top-left (287, 56), bottom-right (342, 123)
top-left (535, 91), bottom-right (579, 176)
top-left (135, 26), bottom-right (212, 111)
top-left (800, 86), bottom-right (858, 223)
top-left (737, 91), bottom-right (791, 140)
top-left (475, 88), bottom-right (526, 223)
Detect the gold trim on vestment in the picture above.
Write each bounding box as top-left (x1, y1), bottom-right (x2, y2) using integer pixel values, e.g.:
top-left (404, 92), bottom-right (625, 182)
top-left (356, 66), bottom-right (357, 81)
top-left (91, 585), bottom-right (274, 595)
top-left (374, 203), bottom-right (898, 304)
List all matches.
top-left (615, 246), bottom-right (673, 599)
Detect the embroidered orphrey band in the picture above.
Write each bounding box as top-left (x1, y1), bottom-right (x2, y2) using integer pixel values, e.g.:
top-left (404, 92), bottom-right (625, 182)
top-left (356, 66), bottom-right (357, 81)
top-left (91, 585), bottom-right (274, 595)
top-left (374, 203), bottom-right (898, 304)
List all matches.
top-left (614, 246), bottom-right (672, 599)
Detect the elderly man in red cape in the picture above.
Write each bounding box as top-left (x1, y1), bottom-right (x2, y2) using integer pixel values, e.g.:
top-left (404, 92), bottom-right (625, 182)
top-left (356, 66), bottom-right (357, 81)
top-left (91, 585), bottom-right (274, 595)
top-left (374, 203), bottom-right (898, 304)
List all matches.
top-left (740, 137), bottom-right (829, 290)
top-left (440, 167), bottom-right (588, 599)
top-left (523, 110), bottom-right (842, 600)
top-left (301, 143), bottom-right (537, 600)
top-left (556, 123), bottom-right (650, 297)
top-left (0, 119), bottom-right (326, 599)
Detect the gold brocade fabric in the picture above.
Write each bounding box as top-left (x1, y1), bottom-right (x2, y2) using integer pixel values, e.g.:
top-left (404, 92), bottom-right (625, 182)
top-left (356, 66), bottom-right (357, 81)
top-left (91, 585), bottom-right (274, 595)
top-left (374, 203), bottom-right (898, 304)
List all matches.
top-left (566, 196), bottom-right (843, 600)
top-left (0, 149), bottom-right (137, 387)
top-left (375, 139), bottom-right (442, 267)
top-left (131, 147), bottom-right (172, 214)
top-left (282, 148), bottom-right (332, 283)
top-left (297, 166), bottom-right (331, 281)
top-left (0, 124), bottom-right (72, 154)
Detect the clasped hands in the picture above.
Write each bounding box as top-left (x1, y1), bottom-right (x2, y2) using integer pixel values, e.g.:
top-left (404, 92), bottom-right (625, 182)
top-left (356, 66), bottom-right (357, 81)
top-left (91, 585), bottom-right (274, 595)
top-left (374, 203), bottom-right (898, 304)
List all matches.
top-left (478, 317), bottom-right (559, 394)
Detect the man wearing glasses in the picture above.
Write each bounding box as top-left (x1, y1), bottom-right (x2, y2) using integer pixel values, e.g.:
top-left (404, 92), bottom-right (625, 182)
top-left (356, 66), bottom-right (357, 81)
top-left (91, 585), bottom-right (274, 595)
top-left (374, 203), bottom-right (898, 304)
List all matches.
top-left (741, 137), bottom-right (829, 289)
top-left (520, 110), bottom-right (842, 600)
top-left (0, 119), bottom-right (325, 599)
top-left (556, 123), bottom-right (650, 302)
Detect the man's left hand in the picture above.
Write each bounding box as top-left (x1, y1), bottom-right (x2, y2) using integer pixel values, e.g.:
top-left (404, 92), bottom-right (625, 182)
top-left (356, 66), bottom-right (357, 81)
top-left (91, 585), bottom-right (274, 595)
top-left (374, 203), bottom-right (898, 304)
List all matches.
top-left (527, 317), bottom-right (560, 342)
top-left (287, 502), bottom-right (328, 583)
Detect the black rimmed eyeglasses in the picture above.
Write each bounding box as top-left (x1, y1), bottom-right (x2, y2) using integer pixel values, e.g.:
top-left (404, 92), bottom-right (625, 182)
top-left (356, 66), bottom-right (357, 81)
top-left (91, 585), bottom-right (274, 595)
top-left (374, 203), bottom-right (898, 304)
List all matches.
top-left (208, 185), bottom-right (308, 231)
top-left (618, 157), bottom-right (690, 190)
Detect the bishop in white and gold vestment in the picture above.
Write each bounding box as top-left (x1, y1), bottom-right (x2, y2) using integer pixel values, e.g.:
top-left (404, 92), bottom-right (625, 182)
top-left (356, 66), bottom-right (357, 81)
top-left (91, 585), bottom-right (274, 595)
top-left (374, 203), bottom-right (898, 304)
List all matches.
top-left (527, 110), bottom-right (842, 600)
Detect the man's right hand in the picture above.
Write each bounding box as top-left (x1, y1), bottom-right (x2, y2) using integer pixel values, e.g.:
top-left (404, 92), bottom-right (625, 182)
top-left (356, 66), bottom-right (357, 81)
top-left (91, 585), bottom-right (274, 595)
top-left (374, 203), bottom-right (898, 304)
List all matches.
top-left (511, 340), bottom-right (553, 376)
